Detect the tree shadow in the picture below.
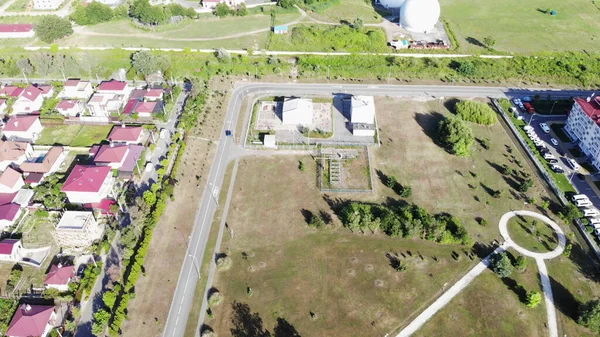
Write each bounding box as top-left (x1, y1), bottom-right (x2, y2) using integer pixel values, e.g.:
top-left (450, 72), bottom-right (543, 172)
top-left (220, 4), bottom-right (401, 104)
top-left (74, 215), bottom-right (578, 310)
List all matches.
top-left (549, 276), bottom-right (580, 320)
top-left (414, 112), bottom-right (445, 148)
top-left (375, 169), bottom-right (390, 186)
top-left (385, 252), bottom-right (401, 270)
top-left (501, 277), bottom-right (527, 303)
top-left (300, 209), bottom-right (313, 225)
top-left (274, 317), bottom-right (301, 337)
top-left (230, 301), bottom-right (271, 337)
top-left (466, 37), bottom-right (485, 48)
top-left (479, 182), bottom-right (496, 197)
top-left (471, 242), bottom-right (496, 259)
top-left (443, 98), bottom-right (460, 114)
top-left (318, 210), bottom-right (332, 225)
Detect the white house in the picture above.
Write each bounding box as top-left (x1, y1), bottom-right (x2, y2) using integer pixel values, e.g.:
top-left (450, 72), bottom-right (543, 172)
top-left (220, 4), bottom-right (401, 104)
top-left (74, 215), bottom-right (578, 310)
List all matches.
top-left (87, 93), bottom-right (124, 117)
top-left (565, 97), bottom-right (600, 171)
top-left (97, 80), bottom-right (132, 97)
top-left (2, 116), bottom-right (43, 142)
top-left (0, 141), bottom-right (33, 171)
top-left (282, 98), bottom-right (313, 126)
top-left (61, 165), bottom-right (114, 204)
top-left (0, 239), bottom-right (22, 262)
top-left (44, 264), bottom-right (75, 291)
top-left (350, 95), bottom-right (376, 137)
top-left (58, 79), bottom-right (93, 99)
top-left (53, 211), bottom-right (103, 249)
top-left (0, 167), bottom-right (24, 193)
top-left (56, 100), bottom-right (84, 117)
top-left (33, 0), bottom-right (63, 10)
top-left (12, 85), bottom-right (44, 114)
top-left (0, 24), bottom-right (34, 39)
top-left (5, 304), bottom-right (57, 337)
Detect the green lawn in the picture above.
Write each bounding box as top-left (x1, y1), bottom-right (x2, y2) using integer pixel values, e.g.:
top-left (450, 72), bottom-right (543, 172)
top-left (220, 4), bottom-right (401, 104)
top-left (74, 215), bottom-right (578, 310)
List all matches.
top-left (442, 0), bottom-right (600, 53)
top-left (5, 0), bottom-right (29, 11)
top-left (507, 217), bottom-right (558, 252)
top-left (71, 125), bottom-right (112, 147)
top-left (310, 0), bottom-right (387, 24)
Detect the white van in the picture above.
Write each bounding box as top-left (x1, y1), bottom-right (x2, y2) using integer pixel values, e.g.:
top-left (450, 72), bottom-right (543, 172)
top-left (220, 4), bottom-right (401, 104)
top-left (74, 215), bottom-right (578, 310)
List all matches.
top-left (584, 208), bottom-right (600, 217)
top-left (572, 194), bottom-right (589, 202)
top-left (577, 200), bottom-right (593, 208)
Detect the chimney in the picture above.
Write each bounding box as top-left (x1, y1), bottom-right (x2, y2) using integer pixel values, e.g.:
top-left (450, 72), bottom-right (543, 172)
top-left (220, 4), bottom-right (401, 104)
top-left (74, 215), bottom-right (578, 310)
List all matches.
top-left (14, 122), bottom-right (18, 127)
top-left (24, 304), bottom-right (31, 312)
top-left (587, 97), bottom-right (592, 102)
top-left (121, 123), bottom-right (126, 128)
top-left (110, 143), bottom-right (114, 148)
top-left (57, 263), bottom-right (63, 268)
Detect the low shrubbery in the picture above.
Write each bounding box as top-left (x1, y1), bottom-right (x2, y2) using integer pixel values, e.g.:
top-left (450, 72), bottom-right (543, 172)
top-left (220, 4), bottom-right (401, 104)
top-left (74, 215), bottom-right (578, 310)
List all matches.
top-left (455, 100), bottom-right (498, 125)
top-left (490, 252), bottom-right (513, 278)
top-left (35, 16), bottom-right (73, 43)
top-left (270, 25), bottom-right (388, 53)
top-left (438, 115), bottom-right (474, 157)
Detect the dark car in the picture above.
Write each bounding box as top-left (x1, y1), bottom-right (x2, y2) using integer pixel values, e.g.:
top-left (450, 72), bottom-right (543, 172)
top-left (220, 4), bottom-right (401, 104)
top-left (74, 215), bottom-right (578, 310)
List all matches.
top-left (539, 148), bottom-right (550, 154)
top-left (551, 166), bottom-right (565, 173)
top-left (225, 130), bottom-right (232, 137)
top-left (547, 159), bottom-right (559, 164)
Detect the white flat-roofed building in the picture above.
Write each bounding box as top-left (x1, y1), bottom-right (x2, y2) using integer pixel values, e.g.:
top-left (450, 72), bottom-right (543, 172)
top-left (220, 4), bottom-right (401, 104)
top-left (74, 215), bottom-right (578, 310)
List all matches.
top-left (350, 95), bottom-right (376, 137)
top-left (282, 98), bottom-right (313, 126)
top-left (53, 211), bottom-right (104, 249)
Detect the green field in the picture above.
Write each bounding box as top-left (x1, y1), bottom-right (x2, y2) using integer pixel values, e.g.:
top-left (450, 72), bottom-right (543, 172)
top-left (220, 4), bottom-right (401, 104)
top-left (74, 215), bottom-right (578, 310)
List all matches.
top-left (442, 0), bottom-right (600, 53)
top-left (310, 0), bottom-right (387, 24)
top-left (37, 124), bottom-right (112, 147)
top-left (5, 0), bottom-right (29, 11)
top-left (508, 217), bottom-right (558, 252)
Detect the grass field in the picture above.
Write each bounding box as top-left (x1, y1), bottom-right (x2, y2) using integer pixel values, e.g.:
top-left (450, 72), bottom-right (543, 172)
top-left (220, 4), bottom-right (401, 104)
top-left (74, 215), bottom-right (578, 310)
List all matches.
top-left (37, 124), bottom-right (111, 147)
top-left (507, 216), bottom-right (558, 252)
top-left (6, 0), bottom-right (29, 11)
top-left (310, 0), bottom-right (386, 24)
top-left (441, 0), bottom-right (600, 53)
top-left (414, 253), bottom-right (547, 336)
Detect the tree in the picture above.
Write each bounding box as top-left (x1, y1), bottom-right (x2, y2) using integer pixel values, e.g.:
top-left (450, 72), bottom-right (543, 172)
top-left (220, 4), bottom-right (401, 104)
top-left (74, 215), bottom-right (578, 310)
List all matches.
top-left (563, 243), bottom-right (573, 257)
top-left (143, 190), bottom-right (157, 206)
top-left (16, 58), bottom-right (33, 75)
top-left (455, 100), bottom-right (498, 125)
top-left (71, 2), bottom-right (114, 25)
top-left (35, 16), bottom-right (73, 43)
top-left (309, 213), bottom-right (325, 228)
top-left (102, 291), bottom-right (117, 309)
top-left (208, 291), bottom-right (224, 307)
top-left (526, 291), bottom-right (542, 308)
top-left (438, 115), bottom-right (474, 157)
top-left (278, 0), bottom-right (296, 8)
top-left (214, 3), bottom-right (231, 18)
top-left (483, 36), bottom-right (496, 49)
top-left (490, 252), bottom-right (513, 278)
top-left (560, 203), bottom-right (582, 223)
top-left (518, 178), bottom-right (534, 193)
top-left (235, 3), bottom-right (248, 16)
top-left (33, 174), bottom-right (66, 210)
top-left (131, 50), bottom-right (169, 77)
top-left (456, 60), bottom-right (476, 76)
top-left (352, 18), bottom-right (364, 31)
top-left (215, 48), bottom-right (231, 62)
top-left (579, 299), bottom-right (600, 332)
top-left (30, 53), bottom-right (53, 76)
top-left (514, 255), bottom-right (527, 272)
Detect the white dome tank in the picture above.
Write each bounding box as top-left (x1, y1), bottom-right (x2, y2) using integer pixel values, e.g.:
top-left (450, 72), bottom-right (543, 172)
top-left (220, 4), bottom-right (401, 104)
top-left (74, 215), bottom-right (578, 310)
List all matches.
top-left (377, 0), bottom-right (406, 9)
top-left (400, 0), bottom-right (441, 33)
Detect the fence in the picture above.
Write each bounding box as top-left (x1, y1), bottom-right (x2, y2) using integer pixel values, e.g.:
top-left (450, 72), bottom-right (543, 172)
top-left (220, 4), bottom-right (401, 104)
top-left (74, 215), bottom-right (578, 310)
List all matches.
top-left (493, 99), bottom-right (600, 260)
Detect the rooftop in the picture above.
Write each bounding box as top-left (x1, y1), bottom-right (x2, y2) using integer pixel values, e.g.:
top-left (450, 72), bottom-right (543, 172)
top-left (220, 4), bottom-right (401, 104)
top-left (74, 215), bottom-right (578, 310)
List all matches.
top-left (3, 115), bottom-right (39, 132)
top-left (19, 85), bottom-right (43, 103)
top-left (44, 264), bottom-right (75, 285)
top-left (97, 80), bottom-right (127, 92)
top-left (0, 24), bottom-right (33, 33)
top-left (61, 165), bottom-right (111, 193)
top-left (56, 210), bottom-right (94, 230)
top-left (6, 304), bottom-right (54, 337)
top-left (0, 203), bottom-right (21, 221)
top-left (94, 144), bottom-right (129, 164)
top-left (108, 125), bottom-right (143, 142)
top-left (120, 145), bottom-right (144, 172)
top-left (0, 167), bottom-right (22, 189)
top-left (574, 97), bottom-right (600, 123)
top-left (0, 141), bottom-right (30, 162)
top-left (0, 238), bottom-right (19, 255)
top-left (19, 146), bottom-right (64, 174)
top-left (56, 100), bottom-right (80, 110)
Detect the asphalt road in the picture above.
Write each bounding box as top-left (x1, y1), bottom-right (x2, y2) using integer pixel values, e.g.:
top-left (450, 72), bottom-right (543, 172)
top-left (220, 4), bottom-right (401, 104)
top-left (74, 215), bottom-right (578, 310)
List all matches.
top-left (162, 83), bottom-right (600, 337)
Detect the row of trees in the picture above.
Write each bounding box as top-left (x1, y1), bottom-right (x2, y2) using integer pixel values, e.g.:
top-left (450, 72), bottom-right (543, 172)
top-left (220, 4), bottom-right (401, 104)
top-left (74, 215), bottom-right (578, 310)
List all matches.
top-left (214, 2), bottom-right (248, 18)
top-left (338, 201), bottom-right (472, 245)
top-left (70, 2), bottom-right (128, 26)
top-left (130, 0), bottom-right (197, 25)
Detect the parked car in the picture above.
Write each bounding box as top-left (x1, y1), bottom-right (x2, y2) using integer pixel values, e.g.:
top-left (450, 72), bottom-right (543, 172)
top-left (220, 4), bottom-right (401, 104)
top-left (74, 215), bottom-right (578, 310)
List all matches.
top-left (547, 158), bottom-right (559, 164)
top-left (584, 208), bottom-right (600, 217)
top-left (523, 125), bottom-right (533, 131)
top-left (551, 165), bottom-right (564, 173)
top-left (539, 148), bottom-right (550, 154)
top-left (550, 138), bottom-right (559, 146)
top-left (577, 199), bottom-right (593, 208)
top-left (543, 153), bottom-right (555, 160)
top-left (539, 123), bottom-right (550, 133)
top-left (590, 218), bottom-right (600, 226)
top-left (566, 158), bottom-right (580, 170)
top-left (160, 128), bottom-right (169, 139)
top-left (524, 102), bottom-right (535, 113)
top-left (572, 194), bottom-right (590, 202)
top-left (145, 162), bottom-right (154, 171)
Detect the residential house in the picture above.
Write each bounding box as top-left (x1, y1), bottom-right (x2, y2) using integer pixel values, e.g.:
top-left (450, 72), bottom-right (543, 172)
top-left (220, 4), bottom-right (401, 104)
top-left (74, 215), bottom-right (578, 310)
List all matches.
top-left (273, 25), bottom-right (288, 34)
top-left (0, 167), bottom-right (24, 193)
top-left (61, 165), bottom-right (114, 204)
top-left (0, 141), bottom-right (33, 171)
top-left (0, 24), bottom-right (34, 39)
top-left (123, 99), bottom-right (163, 118)
top-left (564, 97), bottom-right (600, 170)
top-left (86, 93), bottom-right (124, 117)
top-left (0, 99), bottom-right (7, 115)
top-left (93, 144), bottom-right (129, 169)
top-left (0, 239), bottom-right (22, 262)
top-left (12, 85), bottom-right (44, 114)
top-left (108, 125), bottom-right (143, 145)
top-left (56, 100), bottom-right (84, 117)
top-left (53, 211), bottom-right (103, 249)
top-left (35, 84), bottom-right (54, 99)
top-left (350, 95), bottom-right (376, 137)
top-left (0, 203), bottom-right (22, 231)
top-left (2, 116), bottom-right (43, 142)
top-left (33, 0), bottom-right (63, 10)
top-left (97, 80), bottom-right (131, 97)
top-left (282, 98), bottom-right (313, 126)
top-left (19, 146), bottom-right (65, 176)
top-left (44, 264), bottom-right (75, 291)
top-left (130, 88), bottom-right (164, 101)
top-left (5, 304), bottom-right (57, 337)
top-left (58, 79), bottom-right (93, 99)
top-left (0, 86), bottom-right (23, 98)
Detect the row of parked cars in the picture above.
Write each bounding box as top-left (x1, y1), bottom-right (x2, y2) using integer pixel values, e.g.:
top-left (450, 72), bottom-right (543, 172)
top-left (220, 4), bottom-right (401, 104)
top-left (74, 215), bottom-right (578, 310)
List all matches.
top-left (572, 194), bottom-right (600, 237)
top-left (523, 124), bottom-right (572, 173)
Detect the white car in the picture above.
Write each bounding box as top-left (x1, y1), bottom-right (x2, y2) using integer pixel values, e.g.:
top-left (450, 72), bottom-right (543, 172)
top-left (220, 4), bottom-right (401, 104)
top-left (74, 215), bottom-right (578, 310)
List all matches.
top-left (566, 158), bottom-right (580, 170)
top-left (590, 218), bottom-right (600, 226)
top-left (572, 194), bottom-right (590, 202)
top-left (543, 153), bottom-right (555, 160)
top-left (577, 200), bottom-right (593, 208)
top-left (550, 138), bottom-right (558, 146)
top-left (145, 162), bottom-right (153, 172)
top-left (539, 123), bottom-right (550, 134)
top-left (523, 125), bottom-right (533, 132)
top-left (584, 208), bottom-right (600, 217)
top-left (160, 129), bottom-right (169, 139)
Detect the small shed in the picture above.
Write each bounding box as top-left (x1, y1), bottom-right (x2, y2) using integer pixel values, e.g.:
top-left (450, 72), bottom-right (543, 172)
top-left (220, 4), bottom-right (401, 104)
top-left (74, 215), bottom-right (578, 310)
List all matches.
top-left (263, 135), bottom-right (277, 148)
top-left (273, 25), bottom-right (289, 34)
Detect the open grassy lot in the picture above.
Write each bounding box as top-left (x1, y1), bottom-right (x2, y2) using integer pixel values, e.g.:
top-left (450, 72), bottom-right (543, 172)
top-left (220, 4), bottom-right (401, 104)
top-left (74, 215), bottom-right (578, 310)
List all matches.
top-left (507, 216), bottom-right (558, 252)
top-left (310, 0), bottom-right (386, 24)
top-left (37, 124), bottom-right (111, 147)
top-left (442, 0), bottom-right (600, 53)
top-left (414, 253), bottom-right (547, 337)
top-left (6, 0), bottom-right (29, 11)
top-left (71, 125), bottom-right (112, 147)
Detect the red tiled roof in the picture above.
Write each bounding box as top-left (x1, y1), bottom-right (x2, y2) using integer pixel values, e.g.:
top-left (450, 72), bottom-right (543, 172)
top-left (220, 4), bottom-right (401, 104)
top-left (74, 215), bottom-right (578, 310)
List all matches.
top-left (44, 264), bottom-right (74, 286)
top-left (24, 173), bottom-right (43, 184)
top-left (0, 238), bottom-right (19, 255)
top-left (64, 79), bottom-right (80, 87)
top-left (19, 146), bottom-right (63, 174)
top-left (97, 80), bottom-right (127, 92)
top-left (3, 115), bottom-right (39, 132)
top-left (0, 141), bottom-right (29, 162)
top-left (135, 101), bottom-right (158, 113)
top-left (19, 85), bottom-right (43, 102)
top-left (0, 192), bottom-right (17, 206)
top-left (0, 86), bottom-right (19, 97)
top-left (0, 167), bottom-right (22, 189)
top-left (6, 304), bottom-right (54, 337)
top-left (0, 99), bottom-right (6, 106)
top-left (36, 84), bottom-right (52, 95)
top-left (145, 89), bottom-right (163, 97)
top-left (0, 203), bottom-right (20, 221)
top-left (0, 24), bottom-right (33, 33)
top-left (123, 99), bottom-right (137, 115)
top-left (94, 145), bottom-right (128, 164)
top-left (56, 100), bottom-right (79, 110)
top-left (108, 126), bottom-right (142, 142)
top-left (11, 87), bottom-right (23, 98)
top-left (61, 165), bottom-right (111, 193)
top-left (574, 97), bottom-right (600, 123)
top-left (85, 198), bottom-right (116, 214)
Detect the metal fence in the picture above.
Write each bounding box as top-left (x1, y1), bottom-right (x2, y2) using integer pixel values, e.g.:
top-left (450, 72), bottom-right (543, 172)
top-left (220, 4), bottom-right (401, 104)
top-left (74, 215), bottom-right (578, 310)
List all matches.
top-left (493, 99), bottom-right (600, 260)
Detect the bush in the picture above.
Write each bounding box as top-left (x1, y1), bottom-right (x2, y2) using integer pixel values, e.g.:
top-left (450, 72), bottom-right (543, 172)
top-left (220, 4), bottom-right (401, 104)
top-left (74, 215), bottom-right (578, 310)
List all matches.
top-left (579, 299), bottom-right (600, 332)
top-left (526, 291), bottom-right (542, 308)
top-left (563, 243), bottom-right (573, 257)
top-left (518, 178), bottom-right (534, 193)
top-left (490, 252), bottom-right (513, 278)
top-left (438, 115), bottom-right (474, 157)
top-left (70, 2), bottom-right (114, 25)
top-left (309, 213), bottom-right (325, 228)
top-left (216, 255), bottom-right (232, 270)
top-left (214, 2), bottom-right (231, 17)
top-left (514, 255), bottom-right (527, 272)
top-left (35, 16), bottom-right (73, 43)
top-left (208, 291), bottom-right (224, 307)
top-left (455, 100), bottom-right (498, 125)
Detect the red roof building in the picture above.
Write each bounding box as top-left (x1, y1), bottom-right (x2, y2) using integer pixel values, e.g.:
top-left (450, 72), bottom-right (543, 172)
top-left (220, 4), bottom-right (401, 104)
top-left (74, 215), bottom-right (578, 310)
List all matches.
top-left (108, 125), bottom-right (143, 144)
top-left (0, 167), bottom-right (24, 193)
top-left (44, 264), bottom-right (75, 288)
top-left (3, 115), bottom-right (41, 132)
top-left (0, 238), bottom-right (19, 255)
top-left (0, 24), bottom-right (33, 33)
top-left (93, 145), bottom-right (129, 169)
top-left (6, 304), bottom-right (55, 337)
top-left (19, 85), bottom-right (43, 103)
top-left (97, 80), bottom-right (128, 92)
top-left (0, 86), bottom-right (23, 97)
top-left (62, 165), bottom-right (112, 193)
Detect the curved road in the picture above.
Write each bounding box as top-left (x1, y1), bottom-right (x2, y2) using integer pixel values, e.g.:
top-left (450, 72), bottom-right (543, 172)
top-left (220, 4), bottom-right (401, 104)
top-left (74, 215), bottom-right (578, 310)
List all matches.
top-left (163, 83), bottom-right (597, 337)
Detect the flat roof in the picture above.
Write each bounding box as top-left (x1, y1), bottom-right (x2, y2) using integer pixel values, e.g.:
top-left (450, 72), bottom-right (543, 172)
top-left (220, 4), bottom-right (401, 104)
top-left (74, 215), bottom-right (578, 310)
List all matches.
top-left (56, 211), bottom-right (94, 230)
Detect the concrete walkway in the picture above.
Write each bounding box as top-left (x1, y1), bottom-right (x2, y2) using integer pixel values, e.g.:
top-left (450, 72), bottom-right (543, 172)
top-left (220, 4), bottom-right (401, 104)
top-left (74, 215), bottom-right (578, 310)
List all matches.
top-left (396, 210), bottom-right (566, 337)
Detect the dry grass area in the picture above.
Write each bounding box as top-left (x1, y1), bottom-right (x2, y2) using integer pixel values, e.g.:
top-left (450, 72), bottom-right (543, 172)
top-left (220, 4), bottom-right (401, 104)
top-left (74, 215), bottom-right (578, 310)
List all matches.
top-left (372, 97), bottom-right (548, 244)
top-left (121, 85), bottom-right (228, 337)
top-left (414, 252), bottom-right (547, 337)
top-left (208, 156), bottom-right (478, 337)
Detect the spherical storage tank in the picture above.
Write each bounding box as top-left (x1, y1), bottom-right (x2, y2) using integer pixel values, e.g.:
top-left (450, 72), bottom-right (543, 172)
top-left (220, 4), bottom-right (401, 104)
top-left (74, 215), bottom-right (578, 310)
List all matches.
top-left (400, 0), bottom-right (441, 33)
top-left (377, 0), bottom-right (406, 9)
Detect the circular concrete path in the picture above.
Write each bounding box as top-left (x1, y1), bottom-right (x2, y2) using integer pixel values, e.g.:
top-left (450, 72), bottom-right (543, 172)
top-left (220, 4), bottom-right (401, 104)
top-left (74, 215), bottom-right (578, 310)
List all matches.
top-left (498, 210), bottom-right (566, 260)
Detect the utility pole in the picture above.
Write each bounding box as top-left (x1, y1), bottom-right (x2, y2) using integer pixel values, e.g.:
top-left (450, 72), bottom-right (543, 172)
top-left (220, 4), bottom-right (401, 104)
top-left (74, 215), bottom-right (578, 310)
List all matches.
top-left (550, 101), bottom-right (557, 114)
top-left (387, 65), bottom-right (391, 84)
top-left (61, 70), bottom-right (66, 82)
top-left (327, 65), bottom-right (330, 83)
top-left (21, 70), bottom-right (28, 84)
